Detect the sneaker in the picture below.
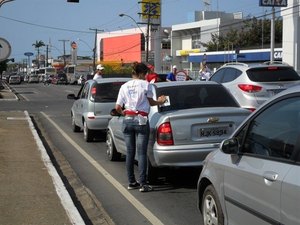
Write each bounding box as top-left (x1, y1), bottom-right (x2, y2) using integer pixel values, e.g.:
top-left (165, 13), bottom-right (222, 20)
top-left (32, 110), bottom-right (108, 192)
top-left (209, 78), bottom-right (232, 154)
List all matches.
top-left (127, 182), bottom-right (141, 190)
top-left (139, 185), bottom-right (153, 192)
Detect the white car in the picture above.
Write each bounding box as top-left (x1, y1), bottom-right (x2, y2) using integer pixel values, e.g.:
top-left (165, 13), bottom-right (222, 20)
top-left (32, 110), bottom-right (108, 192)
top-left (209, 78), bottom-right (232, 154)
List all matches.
top-left (209, 62), bottom-right (300, 111)
top-left (28, 74), bottom-right (39, 83)
top-left (8, 75), bottom-right (21, 84)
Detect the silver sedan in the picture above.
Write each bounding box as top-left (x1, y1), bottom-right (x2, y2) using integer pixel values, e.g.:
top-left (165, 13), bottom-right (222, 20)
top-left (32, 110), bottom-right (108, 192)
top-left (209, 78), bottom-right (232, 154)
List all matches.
top-left (106, 81), bottom-right (251, 182)
top-left (197, 85), bottom-right (300, 225)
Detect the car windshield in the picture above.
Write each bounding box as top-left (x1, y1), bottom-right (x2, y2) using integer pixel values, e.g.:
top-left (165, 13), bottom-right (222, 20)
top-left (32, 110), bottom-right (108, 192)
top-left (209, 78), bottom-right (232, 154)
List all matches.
top-left (247, 67), bottom-right (300, 82)
top-left (157, 84), bottom-right (239, 112)
top-left (93, 82), bottom-right (125, 102)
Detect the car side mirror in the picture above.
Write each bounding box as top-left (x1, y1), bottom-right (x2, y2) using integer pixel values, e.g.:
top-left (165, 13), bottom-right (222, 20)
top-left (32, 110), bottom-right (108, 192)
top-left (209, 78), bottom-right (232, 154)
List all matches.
top-left (67, 93), bottom-right (76, 99)
top-left (221, 138), bottom-right (239, 154)
top-left (110, 108), bottom-right (122, 116)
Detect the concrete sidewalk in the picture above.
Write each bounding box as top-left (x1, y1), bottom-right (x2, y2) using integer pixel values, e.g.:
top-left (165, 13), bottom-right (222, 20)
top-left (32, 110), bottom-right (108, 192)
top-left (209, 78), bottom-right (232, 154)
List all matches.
top-left (0, 110), bottom-right (85, 224)
top-left (0, 82), bottom-right (114, 225)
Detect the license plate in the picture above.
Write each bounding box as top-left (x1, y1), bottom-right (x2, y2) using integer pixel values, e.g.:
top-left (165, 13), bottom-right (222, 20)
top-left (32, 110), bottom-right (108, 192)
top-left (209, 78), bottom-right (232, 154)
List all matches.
top-left (198, 127), bottom-right (228, 137)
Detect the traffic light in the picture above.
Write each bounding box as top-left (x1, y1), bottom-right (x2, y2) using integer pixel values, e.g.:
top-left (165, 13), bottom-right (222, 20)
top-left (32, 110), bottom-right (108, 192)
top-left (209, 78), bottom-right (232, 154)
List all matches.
top-left (67, 0), bottom-right (79, 2)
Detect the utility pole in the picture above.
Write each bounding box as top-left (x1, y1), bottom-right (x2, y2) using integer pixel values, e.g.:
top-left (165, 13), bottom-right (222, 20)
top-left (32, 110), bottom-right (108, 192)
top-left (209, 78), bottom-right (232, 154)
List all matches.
top-left (59, 39), bottom-right (69, 66)
top-left (45, 44), bottom-right (49, 67)
top-left (89, 28), bottom-right (104, 72)
top-left (270, 6), bottom-right (275, 63)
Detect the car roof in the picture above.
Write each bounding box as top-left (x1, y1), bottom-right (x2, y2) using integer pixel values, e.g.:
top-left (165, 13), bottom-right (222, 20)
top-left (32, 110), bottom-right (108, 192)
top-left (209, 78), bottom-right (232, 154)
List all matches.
top-left (87, 77), bottom-right (131, 84)
top-left (153, 80), bottom-right (219, 88)
top-left (218, 61), bottom-right (294, 71)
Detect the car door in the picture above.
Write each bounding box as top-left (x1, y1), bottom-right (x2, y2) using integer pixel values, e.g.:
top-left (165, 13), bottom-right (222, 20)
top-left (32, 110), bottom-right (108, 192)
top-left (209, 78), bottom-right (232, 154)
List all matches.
top-left (224, 96), bottom-right (300, 225)
top-left (74, 82), bottom-right (90, 126)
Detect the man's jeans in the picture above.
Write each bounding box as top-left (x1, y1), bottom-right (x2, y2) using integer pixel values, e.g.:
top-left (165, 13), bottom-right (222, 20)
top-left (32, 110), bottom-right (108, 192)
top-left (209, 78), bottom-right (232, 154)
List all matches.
top-left (122, 116), bottom-right (150, 185)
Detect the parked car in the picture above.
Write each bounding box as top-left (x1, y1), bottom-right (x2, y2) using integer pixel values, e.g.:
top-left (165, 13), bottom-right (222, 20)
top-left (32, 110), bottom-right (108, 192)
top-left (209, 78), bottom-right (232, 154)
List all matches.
top-left (52, 73), bottom-right (68, 85)
top-left (8, 75), bottom-right (21, 84)
top-left (106, 81), bottom-right (251, 183)
top-left (67, 77), bottom-right (131, 142)
top-left (197, 85), bottom-right (300, 225)
top-left (28, 74), bottom-right (39, 83)
top-left (209, 61), bottom-right (300, 111)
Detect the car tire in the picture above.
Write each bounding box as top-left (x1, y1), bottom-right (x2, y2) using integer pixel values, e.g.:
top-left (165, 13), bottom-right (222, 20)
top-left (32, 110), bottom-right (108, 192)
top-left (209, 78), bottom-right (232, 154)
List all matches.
top-left (147, 160), bottom-right (159, 184)
top-left (71, 114), bottom-right (80, 132)
top-left (106, 130), bottom-right (121, 161)
top-left (202, 185), bottom-right (224, 225)
top-left (83, 121), bottom-right (94, 142)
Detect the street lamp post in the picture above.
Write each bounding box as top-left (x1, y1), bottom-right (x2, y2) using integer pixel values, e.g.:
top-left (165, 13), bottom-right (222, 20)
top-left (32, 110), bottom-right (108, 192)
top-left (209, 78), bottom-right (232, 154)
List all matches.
top-left (119, 13), bottom-right (148, 62)
top-left (59, 39), bottom-right (69, 66)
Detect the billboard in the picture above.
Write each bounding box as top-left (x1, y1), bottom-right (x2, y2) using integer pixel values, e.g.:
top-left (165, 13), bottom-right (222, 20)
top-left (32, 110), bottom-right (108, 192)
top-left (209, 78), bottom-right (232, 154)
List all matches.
top-left (259, 0), bottom-right (287, 7)
top-left (103, 34), bottom-right (142, 63)
top-left (141, 0), bottom-right (161, 20)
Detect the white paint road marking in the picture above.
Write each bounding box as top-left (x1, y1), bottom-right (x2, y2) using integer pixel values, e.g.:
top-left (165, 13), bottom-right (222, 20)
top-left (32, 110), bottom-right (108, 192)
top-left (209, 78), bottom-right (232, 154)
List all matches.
top-left (24, 111), bottom-right (85, 225)
top-left (41, 111), bottom-right (164, 225)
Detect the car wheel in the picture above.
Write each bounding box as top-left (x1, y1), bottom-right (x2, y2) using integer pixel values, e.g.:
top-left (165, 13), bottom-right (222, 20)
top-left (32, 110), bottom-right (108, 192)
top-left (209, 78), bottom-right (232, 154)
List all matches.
top-left (106, 130), bottom-right (121, 161)
top-left (83, 121), bottom-right (94, 142)
top-left (71, 114), bottom-right (80, 132)
top-left (202, 185), bottom-right (224, 225)
top-left (147, 160), bottom-right (159, 184)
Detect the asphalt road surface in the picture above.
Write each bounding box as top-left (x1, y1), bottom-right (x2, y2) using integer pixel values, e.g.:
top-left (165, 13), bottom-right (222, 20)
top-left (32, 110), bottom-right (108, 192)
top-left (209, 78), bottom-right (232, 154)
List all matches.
top-left (2, 82), bottom-right (203, 225)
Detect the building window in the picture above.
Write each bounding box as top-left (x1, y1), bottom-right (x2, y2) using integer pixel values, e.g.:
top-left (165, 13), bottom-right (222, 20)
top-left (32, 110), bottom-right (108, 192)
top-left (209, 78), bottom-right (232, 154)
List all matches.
top-left (162, 42), bottom-right (170, 49)
top-left (192, 33), bottom-right (201, 49)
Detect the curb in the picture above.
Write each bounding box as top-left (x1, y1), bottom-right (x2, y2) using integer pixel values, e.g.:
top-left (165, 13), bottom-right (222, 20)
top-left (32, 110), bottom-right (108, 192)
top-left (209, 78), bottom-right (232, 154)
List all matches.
top-left (24, 111), bottom-right (86, 225)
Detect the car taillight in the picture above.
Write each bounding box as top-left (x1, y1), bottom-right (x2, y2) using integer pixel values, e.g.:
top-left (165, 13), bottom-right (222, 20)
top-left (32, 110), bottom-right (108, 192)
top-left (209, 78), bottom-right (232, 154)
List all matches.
top-left (91, 87), bottom-right (97, 98)
top-left (238, 84), bottom-right (262, 93)
top-left (157, 122), bottom-right (174, 146)
top-left (247, 108), bottom-right (256, 112)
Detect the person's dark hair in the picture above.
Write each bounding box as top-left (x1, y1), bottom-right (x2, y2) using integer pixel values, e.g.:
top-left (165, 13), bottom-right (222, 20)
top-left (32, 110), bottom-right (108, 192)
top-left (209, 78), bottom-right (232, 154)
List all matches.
top-left (133, 62), bottom-right (149, 76)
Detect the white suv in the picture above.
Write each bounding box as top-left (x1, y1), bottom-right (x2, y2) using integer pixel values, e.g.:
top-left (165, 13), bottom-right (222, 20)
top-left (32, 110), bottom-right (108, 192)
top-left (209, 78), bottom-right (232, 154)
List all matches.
top-left (209, 62), bottom-right (300, 111)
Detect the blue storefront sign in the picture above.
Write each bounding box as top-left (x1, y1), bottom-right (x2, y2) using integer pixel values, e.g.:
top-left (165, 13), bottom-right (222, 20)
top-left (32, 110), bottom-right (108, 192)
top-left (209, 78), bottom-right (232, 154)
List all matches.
top-left (188, 49), bottom-right (282, 63)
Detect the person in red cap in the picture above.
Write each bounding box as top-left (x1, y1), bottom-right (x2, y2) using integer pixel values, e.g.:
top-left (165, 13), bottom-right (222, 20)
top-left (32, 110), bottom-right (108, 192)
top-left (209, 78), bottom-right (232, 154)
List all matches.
top-left (145, 64), bottom-right (160, 83)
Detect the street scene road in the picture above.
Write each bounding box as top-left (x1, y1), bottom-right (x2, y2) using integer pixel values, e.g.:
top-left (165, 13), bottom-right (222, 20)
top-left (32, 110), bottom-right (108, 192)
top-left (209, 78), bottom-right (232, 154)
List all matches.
top-left (1, 82), bottom-right (203, 225)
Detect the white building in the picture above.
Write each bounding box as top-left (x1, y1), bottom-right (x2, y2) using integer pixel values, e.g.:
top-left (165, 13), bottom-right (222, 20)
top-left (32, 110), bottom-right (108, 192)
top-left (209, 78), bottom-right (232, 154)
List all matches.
top-left (171, 11), bottom-right (243, 71)
top-left (281, 0), bottom-right (300, 73)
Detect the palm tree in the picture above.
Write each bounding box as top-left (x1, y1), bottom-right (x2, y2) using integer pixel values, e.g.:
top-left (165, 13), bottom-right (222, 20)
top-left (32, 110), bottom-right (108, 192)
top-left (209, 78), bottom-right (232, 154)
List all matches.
top-left (32, 40), bottom-right (45, 68)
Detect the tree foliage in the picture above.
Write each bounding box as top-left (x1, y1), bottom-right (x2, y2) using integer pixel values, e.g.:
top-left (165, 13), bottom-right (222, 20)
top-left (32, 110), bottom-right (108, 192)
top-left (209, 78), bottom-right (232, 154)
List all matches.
top-left (203, 17), bottom-right (282, 51)
top-left (32, 40), bottom-right (45, 49)
top-left (32, 40), bottom-right (45, 68)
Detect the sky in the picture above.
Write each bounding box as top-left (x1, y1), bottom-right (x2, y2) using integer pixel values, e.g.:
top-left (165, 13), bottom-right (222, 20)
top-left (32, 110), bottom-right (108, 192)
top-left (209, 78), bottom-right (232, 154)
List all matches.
top-left (0, 0), bottom-right (267, 62)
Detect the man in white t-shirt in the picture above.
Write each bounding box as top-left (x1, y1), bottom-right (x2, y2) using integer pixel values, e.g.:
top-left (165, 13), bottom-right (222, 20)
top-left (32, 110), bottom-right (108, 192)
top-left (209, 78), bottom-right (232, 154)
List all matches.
top-left (93, 64), bottom-right (105, 79)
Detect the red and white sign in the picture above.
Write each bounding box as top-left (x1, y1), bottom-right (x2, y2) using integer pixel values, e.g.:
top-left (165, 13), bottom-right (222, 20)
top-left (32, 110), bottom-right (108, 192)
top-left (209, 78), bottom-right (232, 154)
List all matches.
top-left (176, 71), bottom-right (187, 81)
